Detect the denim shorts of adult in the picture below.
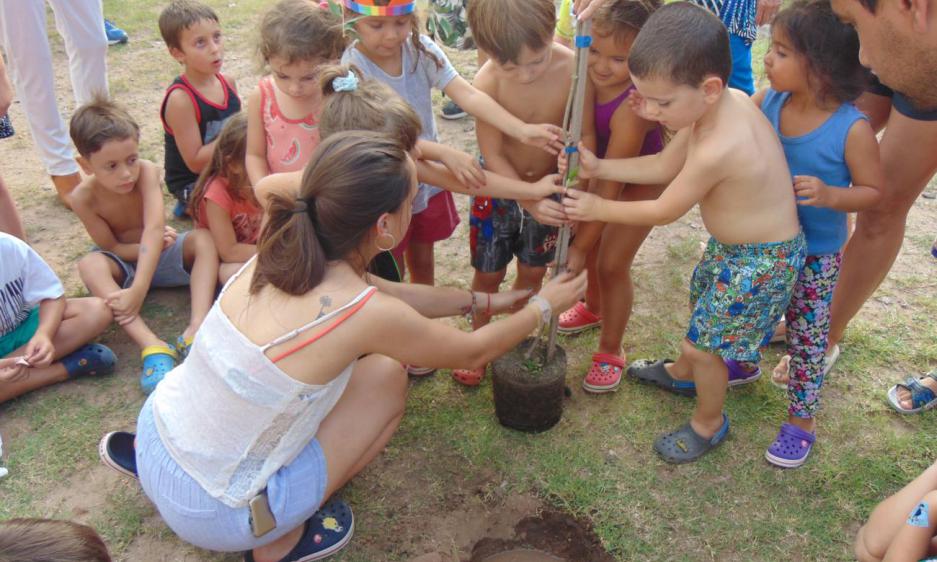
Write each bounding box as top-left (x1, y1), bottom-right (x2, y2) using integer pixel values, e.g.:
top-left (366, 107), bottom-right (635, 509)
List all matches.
top-left (867, 75), bottom-right (937, 121)
top-left (135, 395), bottom-right (329, 552)
top-left (96, 231), bottom-right (191, 290)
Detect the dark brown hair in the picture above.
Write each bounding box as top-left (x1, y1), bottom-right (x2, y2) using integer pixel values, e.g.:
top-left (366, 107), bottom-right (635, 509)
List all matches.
top-left (0, 519), bottom-right (111, 562)
top-left (188, 112), bottom-right (253, 220)
top-left (260, 0), bottom-right (345, 65)
top-left (158, 0), bottom-right (219, 51)
top-left (318, 64), bottom-right (422, 151)
top-left (773, 0), bottom-right (871, 105)
top-left (592, 0), bottom-right (662, 46)
top-left (348, 11), bottom-right (442, 71)
top-left (69, 95), bottom-right (140, 158)
top-left (628, 2), bottom-right (730, 87)
top-left (251, 131), bottom-right (413, 294)
top-left (467, 0), bottom-right (555, 65)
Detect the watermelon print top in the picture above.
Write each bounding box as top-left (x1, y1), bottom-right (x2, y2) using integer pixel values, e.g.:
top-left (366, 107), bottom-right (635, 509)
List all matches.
top-left (258, 76), bottom-right (321, 174)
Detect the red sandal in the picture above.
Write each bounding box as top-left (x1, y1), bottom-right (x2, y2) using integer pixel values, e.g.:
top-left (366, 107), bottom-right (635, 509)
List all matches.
top-left (452, 366), bottom-right (486, 387)
top-left (582, 352), bottom-right (625, 394)
top-left (558, 302), bottom-right (602, 334)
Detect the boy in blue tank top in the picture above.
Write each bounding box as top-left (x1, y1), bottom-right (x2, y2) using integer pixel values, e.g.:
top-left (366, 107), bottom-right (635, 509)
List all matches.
top-left (752, 0), bottom-right (882, 467)
top-left (158, 1), bottom-right (241, 218)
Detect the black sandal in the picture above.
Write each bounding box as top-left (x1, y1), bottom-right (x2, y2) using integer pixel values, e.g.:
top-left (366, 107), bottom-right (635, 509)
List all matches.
top-left (627, 359), bottom-right (697, 397)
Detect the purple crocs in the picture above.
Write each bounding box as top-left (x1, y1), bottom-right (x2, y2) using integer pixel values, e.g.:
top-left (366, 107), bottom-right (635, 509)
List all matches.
top-left (725, 359), bottom-right (761, 387)
top-left (765, 423), bottom-right (815, 468)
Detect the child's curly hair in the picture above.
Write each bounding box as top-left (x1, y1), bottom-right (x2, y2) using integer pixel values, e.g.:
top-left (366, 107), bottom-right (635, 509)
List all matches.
top-left (260, 0), bottom-right (346, 66)
top-left (772, 0), bottom-right (871, 105)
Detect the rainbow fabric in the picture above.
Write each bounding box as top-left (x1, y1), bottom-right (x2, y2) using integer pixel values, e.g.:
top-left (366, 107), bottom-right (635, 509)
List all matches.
top-left (343, 0), bottom-right (415, 16)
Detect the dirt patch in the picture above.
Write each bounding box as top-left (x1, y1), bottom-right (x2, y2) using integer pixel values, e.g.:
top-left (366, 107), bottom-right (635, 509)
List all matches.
top-left (468, 509), bottom-right (615, 562)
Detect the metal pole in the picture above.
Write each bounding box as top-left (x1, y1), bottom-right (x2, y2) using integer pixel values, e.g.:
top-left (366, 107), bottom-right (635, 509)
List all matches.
top-left (546, 18), bottom-right (592, 362)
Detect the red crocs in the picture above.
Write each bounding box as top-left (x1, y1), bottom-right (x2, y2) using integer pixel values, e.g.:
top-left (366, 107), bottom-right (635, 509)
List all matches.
top-left (558, 302), bottom-right (602, 334)
top-left (582, 353), bottom-right (625, 394)
top-left (452, 366), bottom-right (486, 387)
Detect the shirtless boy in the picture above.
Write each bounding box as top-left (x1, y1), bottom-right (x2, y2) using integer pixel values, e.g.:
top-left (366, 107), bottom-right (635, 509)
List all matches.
top-left (452, 0), bottom-right (574, 386)
top-left (70, 98), bottom-right (218, 394)
top-left (563, 2), bottom-right (806, 463)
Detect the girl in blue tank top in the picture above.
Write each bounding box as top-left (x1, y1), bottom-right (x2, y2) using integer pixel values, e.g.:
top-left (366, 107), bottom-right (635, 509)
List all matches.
top-left (751, 0), bottom-right (883, 468)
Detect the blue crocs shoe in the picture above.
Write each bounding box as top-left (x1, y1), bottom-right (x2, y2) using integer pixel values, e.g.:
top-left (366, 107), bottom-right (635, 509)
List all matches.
top-left (244, 498), bottom-right (354, 562)
top-left (61, 344), bottom-right (117, 379)
top-left (104, 19), bottom-right (128, 45)
top-left (140, 345), bottom-right (178, 394)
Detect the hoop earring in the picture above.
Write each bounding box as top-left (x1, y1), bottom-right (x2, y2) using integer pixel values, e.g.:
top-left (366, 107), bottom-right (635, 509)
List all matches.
top-left (375, 232), bottom-right (397, 252)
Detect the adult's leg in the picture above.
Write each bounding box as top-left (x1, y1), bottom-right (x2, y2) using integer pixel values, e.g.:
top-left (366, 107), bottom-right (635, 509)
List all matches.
top-left (828, 110), bottom-right (937, 347)
top-left (0, 0), bottom-right (82, 201)
top-left (47, 0), bottom-right (108, 105)
top-left (252, 355), bottom-right (407, 562)
top-left (856, 459), bottom-right (937, 562)
top-left (0, 173), bottom-right (24, 240)
top-left (0, 297), bottom-right (111, 403)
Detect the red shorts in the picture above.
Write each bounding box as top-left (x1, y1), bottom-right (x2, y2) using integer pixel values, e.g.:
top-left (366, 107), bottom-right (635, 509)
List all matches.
top-left (392, 191), bottom-right (460, 260)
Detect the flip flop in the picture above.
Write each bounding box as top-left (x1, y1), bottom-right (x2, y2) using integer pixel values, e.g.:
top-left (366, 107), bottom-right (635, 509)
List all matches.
top-left (99, 431), bottom-right (138, 479)
top-left (244, 497), bottom-right (354, 562)
top-left (583, 353), bottom-right (625, 394)
top-left (887, 372), bottom-right (937, 415)
top-left (61, 344), bottom-right (117, 379)
top-left (653, 413), bottom-right (730, 464)
top-left (771, 355), bottom-right (791, 389)
top-left (822, 344), bottom-right (840, 377)
top-left (140, 345), bottom-right (178, 395)
top-left (627, 359), bottom-right (697, 397)
top-left (725, 359), bottom-right (761, 387)
top-left (452, 366), bottom-right (485, 387)
top-left (406, 365), bottom-right (437, 377)
top-left (769, 318), bottom-right (786, 344)
top-left (557, 301), bottom-right (601, 334)
top-left (765, 423), bottom-right (815, 468)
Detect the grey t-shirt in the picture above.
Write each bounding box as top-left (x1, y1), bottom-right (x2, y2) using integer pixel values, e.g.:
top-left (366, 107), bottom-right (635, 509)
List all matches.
top-left (342, 35), bottom-right (459, 213)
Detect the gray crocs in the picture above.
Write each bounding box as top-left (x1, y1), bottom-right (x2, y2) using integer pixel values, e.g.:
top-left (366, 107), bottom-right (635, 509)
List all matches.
top-left (653, 414), bottom-right (730, 464)
top-left (627, 359), bottom-right (697, 397)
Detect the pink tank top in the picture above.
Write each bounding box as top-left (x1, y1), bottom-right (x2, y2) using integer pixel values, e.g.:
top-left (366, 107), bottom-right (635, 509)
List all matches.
top-left (595, 84), bottom-right (663, 158)
top-left (259, 76), bottom-right (321, 174)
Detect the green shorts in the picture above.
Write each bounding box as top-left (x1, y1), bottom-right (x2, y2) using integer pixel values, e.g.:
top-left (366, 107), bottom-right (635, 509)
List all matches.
top-left (0, 307), bottom-right (39, 357)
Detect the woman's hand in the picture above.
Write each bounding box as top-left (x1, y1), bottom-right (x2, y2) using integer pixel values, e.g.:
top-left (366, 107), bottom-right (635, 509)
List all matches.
top-left (536, 270), bottom-right (588, 315)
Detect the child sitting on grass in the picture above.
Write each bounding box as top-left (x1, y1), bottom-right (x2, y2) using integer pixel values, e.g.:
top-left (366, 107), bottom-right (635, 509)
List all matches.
top-left (70, 98), bottom-right (218, 394)
top-left (562, 2), bottom-right (805, 463)
top-left (190, 113), bottom-right (261, 284)
top-left (751, 0), bottom-right (882, 466)
top-left (159, 0), bottom-right (241, 218)
top-left (245, 0), bottom-right (345, 185)
top-left (0, 232), bottom-right (115, 404)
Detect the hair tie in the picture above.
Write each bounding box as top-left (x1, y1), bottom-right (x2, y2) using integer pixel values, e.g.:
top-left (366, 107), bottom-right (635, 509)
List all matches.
top-left (292, 199), bottom-right (309, 215)
top-left (332, 71), bottom-right (358, 93)
top-left (318, 0), bottom-right (330, 8)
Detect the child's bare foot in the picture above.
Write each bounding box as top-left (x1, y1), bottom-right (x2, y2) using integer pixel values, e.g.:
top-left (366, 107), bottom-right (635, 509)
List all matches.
top-left (772, 355), bottom-right (791, 387)
top-left (888, 372), bottom-right (937, 413)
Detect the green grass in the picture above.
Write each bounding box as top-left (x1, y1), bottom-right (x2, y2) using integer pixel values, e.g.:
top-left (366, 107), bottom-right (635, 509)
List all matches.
top-left (1, 2), bottom-right (936, 561)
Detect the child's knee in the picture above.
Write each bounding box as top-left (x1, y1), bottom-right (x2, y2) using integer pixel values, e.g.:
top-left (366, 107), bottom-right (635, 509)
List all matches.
top-left (86, 297), bottom-right (113, 328)
top-left (186, 230), bottom-right (219, 259)
top-left (77, 253), bottom-right (112, 284)
top-left (597, 252), bottom-right (631, 280)
top-left (854, 525), bottom-right (883, 562)
top-left (680, 339), bottom-right (719, 364)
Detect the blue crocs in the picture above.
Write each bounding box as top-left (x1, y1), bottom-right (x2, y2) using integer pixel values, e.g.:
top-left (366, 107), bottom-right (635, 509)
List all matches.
top-left (244, 498), bottom-right (354, 562)
top-left (175, 335), bottom-right (194, 360)
top-left (61, 344), bottom-right (117, 379)
top-left (140, 345), bottom-right (178, 394)
top-left (654, 414), bottom-right (730, 464)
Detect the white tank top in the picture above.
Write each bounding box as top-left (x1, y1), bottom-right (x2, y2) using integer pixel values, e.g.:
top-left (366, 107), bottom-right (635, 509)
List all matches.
top-left (152, 263), bottom-right (376, 508)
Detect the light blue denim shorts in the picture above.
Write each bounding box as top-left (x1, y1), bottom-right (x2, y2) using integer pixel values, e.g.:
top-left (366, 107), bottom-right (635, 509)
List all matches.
top-left (135, 396), bottom-right (329, 552)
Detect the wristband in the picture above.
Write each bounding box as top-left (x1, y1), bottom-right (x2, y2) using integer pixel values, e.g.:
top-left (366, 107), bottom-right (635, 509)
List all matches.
top-left (529, 295), bottom-right (552, 329)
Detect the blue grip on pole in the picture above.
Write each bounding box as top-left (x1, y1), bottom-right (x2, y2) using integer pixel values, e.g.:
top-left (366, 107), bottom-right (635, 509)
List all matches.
top-left (575, 35), bottom-right (592, 48)
top-left (564, 145), bottom-right (578, 154)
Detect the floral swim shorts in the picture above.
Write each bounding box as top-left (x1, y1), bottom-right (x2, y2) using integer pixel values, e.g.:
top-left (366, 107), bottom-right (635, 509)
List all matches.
top-left (687, 234), bottom-right (806, 362)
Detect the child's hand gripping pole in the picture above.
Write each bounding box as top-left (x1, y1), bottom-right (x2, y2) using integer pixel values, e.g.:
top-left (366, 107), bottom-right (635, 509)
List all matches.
top-left (544, 20), bottom-right (592, 362)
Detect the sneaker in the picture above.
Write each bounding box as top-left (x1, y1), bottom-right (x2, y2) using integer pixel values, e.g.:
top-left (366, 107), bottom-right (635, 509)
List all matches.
top-left (104, 19), bottom-right (128, 46)
top-left (440, 99), bottom-right (467, 120)
top-left (765, 423), bottom-right (815, 468)
top-left (99, 431), bottom-right (138, 479)
top-left (173, 199), bottom-right (189, 219)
